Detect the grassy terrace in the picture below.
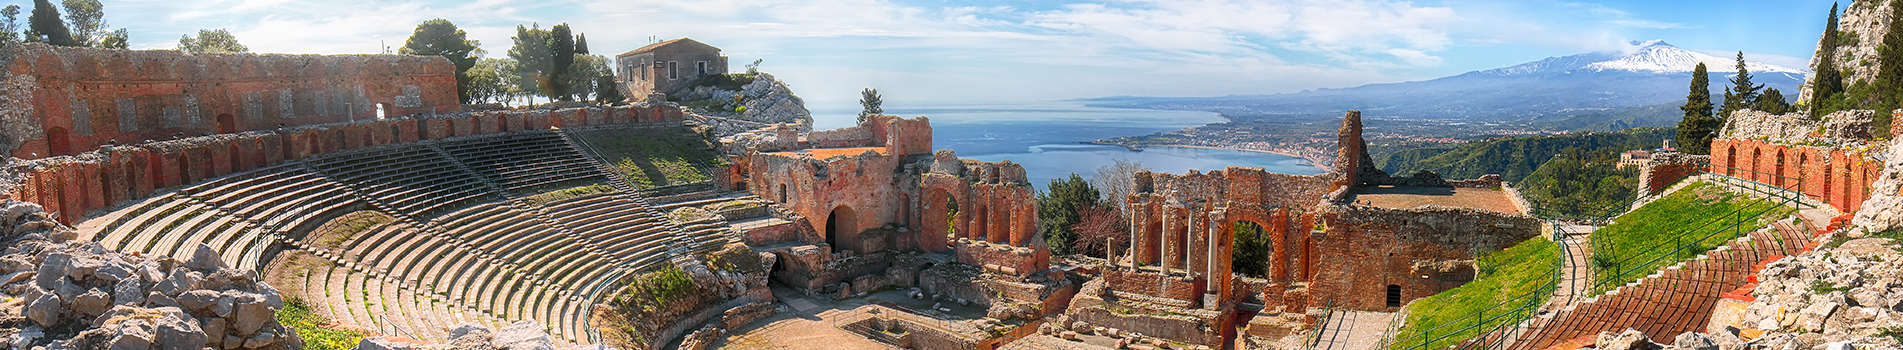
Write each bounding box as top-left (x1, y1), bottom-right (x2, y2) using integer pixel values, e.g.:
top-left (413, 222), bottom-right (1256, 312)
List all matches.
top-left (278, 297), bottom-right (366, 350)
top-left (577, 129), bottom-right (727, 188)
top-left (1389, 237), bottom-right (1560, 350)
top-left (1589, 181), bottom-right (1795, 294)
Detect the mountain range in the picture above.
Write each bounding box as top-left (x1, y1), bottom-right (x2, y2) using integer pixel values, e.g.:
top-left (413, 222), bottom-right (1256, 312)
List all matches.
top-left (1086, 41), bottom-right (1806, 129)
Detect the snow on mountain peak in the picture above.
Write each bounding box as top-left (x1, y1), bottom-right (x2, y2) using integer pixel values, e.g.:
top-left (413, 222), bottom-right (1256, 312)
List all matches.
top-left (1585, 40), bottom-right (1804, 74)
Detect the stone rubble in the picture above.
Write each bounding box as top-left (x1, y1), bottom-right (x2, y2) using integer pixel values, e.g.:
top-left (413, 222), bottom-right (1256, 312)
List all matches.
top-left (0, 200), bottom-right (302, 350)
top-left (1853, 140), bottom-right (1903, 235)
top-left (356, 321), bottom-right (574, 350)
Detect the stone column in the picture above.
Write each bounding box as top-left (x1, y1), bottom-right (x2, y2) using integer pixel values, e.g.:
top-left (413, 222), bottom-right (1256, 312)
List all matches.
top-left (1128, 199), bottom-right (1139, 269)
top-left (1206, 209), bottom-right (1221, 295)
top-left (1161, 207), bottom-right (1178, 272)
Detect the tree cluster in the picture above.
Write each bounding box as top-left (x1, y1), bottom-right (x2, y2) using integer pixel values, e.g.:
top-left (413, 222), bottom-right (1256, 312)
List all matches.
top-left (1808, 0), bottom-right (1903, 136)
top-left (2, 0), bottom-right (125, 48)
top-left (496, 23), bottom-right (615, 106)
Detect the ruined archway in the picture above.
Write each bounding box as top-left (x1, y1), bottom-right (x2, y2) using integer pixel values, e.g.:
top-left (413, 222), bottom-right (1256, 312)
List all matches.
top-left (1750, 147), bottom-right (1762, 182)
top-left (1725, 146), bottom-right (1737, 176)
top-left (825, 205), bottom-right (858, 251)
top-left (1231, 220), bottom-right (1273, 278)
top-left (45, 127), bottom-right (71, 156)
top-left (216, 113), bottom-right (236, 134)
top-left (1774, 150), bottom-right (1786, 188)
top-left (922, 188), bottom-right (956, 247)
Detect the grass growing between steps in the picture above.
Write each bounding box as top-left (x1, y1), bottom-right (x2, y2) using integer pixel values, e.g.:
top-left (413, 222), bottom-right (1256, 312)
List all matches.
top-left (310, 211), bottom-right (393, 250)
top-left (278, 297), bottom-right (367, 350)
top-left (577, 129), bottom-right (727, 188)
top-left (1589, 181), bottom-right (1795, 295)
top-left (522, 184), bottom-right (614, 207)
top-left (1389, 237), bottom-right (1559, 350)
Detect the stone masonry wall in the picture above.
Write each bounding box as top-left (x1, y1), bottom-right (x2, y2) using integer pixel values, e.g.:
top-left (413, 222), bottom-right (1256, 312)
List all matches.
top-left (1, 43), bottom-right (460, 158)
top-left (0, 104), bottom-right (684, 224)
top-left (1309, 204), bottom-right (1541, 311)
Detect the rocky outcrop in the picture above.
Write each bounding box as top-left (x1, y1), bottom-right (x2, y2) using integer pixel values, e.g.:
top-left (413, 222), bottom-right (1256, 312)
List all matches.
top-left (0, 200), bottom-right (302, 350)
top-left (679, 73), bottom-right (812, 136)
top-left (1852, 140), bottom-right (1903, 235)
top-left (356, 322), bottom-right (564, 350)
top-left (1803, 0), bottom-right (1896, 102)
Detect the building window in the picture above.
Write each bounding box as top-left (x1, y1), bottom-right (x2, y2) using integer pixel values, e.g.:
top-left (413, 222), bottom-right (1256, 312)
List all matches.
top-left (668, 61), bottom-right (678, 80)
top-left (697, 61), bottom-right (708, 75)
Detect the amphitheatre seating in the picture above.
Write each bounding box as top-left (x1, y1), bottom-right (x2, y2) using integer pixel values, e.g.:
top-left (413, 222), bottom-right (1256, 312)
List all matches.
top-left (1506, 222), bottom-right (1813, 349)
top-left (93, 164), bottom-right (361, 271)
top-left (439, 131), bottom-right (605, 193)
top-left (307, 145), bottom-right (500, 219)
top-left (81, 128), bottom-right (727, 346)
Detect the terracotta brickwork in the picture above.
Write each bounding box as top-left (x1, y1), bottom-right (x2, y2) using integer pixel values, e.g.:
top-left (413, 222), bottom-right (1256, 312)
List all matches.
top-left (743, 115), bottom-right (1045, 276)
top-left (1, 43), bottom-right (461, 158)
top-left (1119, 167), bottom-right (1332, 306)
top-left (0, 105), bottom-right (685, 224)
top-left (1709, 139), bottom-right (1882, 213)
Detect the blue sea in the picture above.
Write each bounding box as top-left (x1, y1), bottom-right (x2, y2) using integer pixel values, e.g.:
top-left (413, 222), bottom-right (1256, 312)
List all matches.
top-left (812, 103), bottom-right (1323, 190)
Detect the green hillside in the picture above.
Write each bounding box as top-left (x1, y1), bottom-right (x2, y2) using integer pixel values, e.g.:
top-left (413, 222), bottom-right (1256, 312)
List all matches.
top-left (1377, 127), bottom-right (1674, 182)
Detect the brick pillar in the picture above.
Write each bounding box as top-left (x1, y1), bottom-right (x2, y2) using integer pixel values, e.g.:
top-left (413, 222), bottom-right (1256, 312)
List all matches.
top-left (1271, 209), bottom-right (1290, 282)
top-left (1162, 206), bottom-right (1180, 272)
top-left (1190, 208), bottom-right (1206, 278)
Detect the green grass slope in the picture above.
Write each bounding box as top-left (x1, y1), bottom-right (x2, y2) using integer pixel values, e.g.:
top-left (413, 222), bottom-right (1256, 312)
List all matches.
top-left (1389, 237), bottom-right (1560, 350)
top-left (1588, 182), bottom-right (1795, 294)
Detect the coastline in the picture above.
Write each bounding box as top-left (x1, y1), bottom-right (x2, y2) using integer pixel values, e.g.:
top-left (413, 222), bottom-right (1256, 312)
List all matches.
top-left (1145, 144), bottom-right (1333, 173)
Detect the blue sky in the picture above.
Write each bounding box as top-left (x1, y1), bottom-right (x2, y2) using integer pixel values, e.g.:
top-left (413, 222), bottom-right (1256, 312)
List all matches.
top-left (64, 0), bottom-right (1844, 106)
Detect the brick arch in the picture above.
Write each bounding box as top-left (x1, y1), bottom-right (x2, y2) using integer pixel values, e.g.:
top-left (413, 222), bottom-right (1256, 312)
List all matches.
top-left (1774, 149), bottom-right (1786, 188)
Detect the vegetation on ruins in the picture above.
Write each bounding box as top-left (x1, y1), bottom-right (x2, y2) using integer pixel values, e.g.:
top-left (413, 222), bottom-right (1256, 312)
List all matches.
top-left (400, 19), bottom-right (483, 104)
top-left (669, 207), bottom-right (714, 224)
top-left (176, 28), bottom-right (247, 54)
top-left (522, 184), bottom-right (613, 207)
top-left (1378, 127), bottom-right (1673, 183)
top-left (278, 297), bottom-right (368, 350)
top-left (858, 88), bottom-right (883, 123)
top-left (623, 266), bottom-right (696, 312)
top-left (1754, 88), bottom-right (1794, 114)
top-left (1519, 147), bottom-right (1638, 218)
top-left (1038, 174), bottom-right (1100, 256)
top-left (1389, 237), bottom-right (1559, 350)
top-left (1676, 62), bottom-right (1718, 154)
top-left (578, 129), bottom-right (726, 188)
top-left (24, 0), bottom-right (72, 46)
top-left (596, 75), bottom-right (624, 104)
top-left (1871, 0), bottom-right (1903, 135)
top-left (1589, 182), bottom-right (1794, 294)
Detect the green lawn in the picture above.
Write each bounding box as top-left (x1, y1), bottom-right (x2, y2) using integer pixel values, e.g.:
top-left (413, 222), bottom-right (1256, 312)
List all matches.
top-left (577, 129), bottom-right (728, 188)
top-left (277, 297), bottom-right (367, 350)
top-left (1589, 181), bottom-right (1795, 294)
top-left (1388, 237), bottom-right (1560, 350)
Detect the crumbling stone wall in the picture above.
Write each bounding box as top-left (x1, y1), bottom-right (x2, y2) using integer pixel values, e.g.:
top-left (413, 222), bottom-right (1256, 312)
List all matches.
top-left (1118, 167), bottom-right (1330, 307)
top-left (0, 104), bottom-right (685, 224)
top-left (1711, 138), bottom-right (1882, 213)
top-left (1308, 204), bottom-right (1540, 311)
top-left (1, 43), bottom-right (461, 158)
top-left (1638, 153), bottom-right (1710, 197)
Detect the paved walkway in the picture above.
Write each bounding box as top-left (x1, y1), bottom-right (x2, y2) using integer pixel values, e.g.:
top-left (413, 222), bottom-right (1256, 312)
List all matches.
top-left (1310, 310), bottom-right (1396, 350)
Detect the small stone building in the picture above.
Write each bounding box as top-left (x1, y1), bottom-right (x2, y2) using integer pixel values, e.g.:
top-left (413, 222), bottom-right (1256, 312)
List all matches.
top-left (615, 38), bottom-right (728, 100)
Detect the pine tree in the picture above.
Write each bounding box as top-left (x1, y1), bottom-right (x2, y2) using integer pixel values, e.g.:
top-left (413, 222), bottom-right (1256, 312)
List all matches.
top-left (857, 88), bottom-right (883, 124)
top-left (400, 19), bottom-right (482, 104)
top-left (1754, 88), bottom-right (1794, 114)
top-left (574, 33), bottom-right (588, 55)
top-left (1813, 2), bottom-right (1846, 116)
top-left (1873, 0), bottom-right (1903, 136)
top-left (1721, 51), bottom-right (1762, 117)
top-left (1678, 63), bottom-right (1717, 154)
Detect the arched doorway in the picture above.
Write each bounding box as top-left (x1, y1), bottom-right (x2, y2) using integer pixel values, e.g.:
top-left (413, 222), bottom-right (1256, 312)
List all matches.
top-left (923, 189), bottom-right (955, 246)
top-left (1725, 146), bottom-right (1737, 176)
top-left (216, 113), bottom-right (236, 134)
top-left (1774, 151), bottom-right (1786, 188)
top-left (825, 205), bottom-right (857, 251)
top-left (1232, 220), bottom-right (1273, 278)
top-left (45, 127), bottom-right (71, 156)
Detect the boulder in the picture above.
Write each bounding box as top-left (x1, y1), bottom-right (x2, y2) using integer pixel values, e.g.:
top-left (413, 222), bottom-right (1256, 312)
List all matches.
top-left (25, 293), bottom-right (63, 327)
top-left (1595, 329), bottom-right (1660, 350)
top-left (1671, 332), bottom-right (1719, 350)
top-left (186, 244), bottom-right (226, 272)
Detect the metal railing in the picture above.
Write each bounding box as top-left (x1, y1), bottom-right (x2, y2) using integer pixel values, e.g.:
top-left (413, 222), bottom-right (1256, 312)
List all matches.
top-left (1304, 300), bottom-right (1337, 349)
top-left (1374, 162), bottom-right (1812, 350)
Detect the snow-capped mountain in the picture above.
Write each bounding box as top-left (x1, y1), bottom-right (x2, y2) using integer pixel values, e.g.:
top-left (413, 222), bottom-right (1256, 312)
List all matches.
top-left (1583, 40), bottom-right (1804, 74)
top-left (1087, 40), bottom-right (1806, 129)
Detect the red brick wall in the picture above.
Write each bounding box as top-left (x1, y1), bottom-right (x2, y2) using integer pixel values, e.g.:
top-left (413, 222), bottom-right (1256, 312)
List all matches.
top-left (1709, 139), bottom-right (1881, 213)
top-left (4, 43), bottom-right (460, 158)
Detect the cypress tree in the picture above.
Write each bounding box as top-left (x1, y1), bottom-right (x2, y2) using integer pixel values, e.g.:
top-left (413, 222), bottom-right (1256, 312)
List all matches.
top-left (548, 24), bottom-right (576, 101)
top-left (1813, 2), bottom-right (1846, 116)
top-left (1872, 0), bottom-right (1903, 135)
top-left (1678, 63), bottom-right (1717, 154)
top-left (25, 0), bottom-right (72, 46)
